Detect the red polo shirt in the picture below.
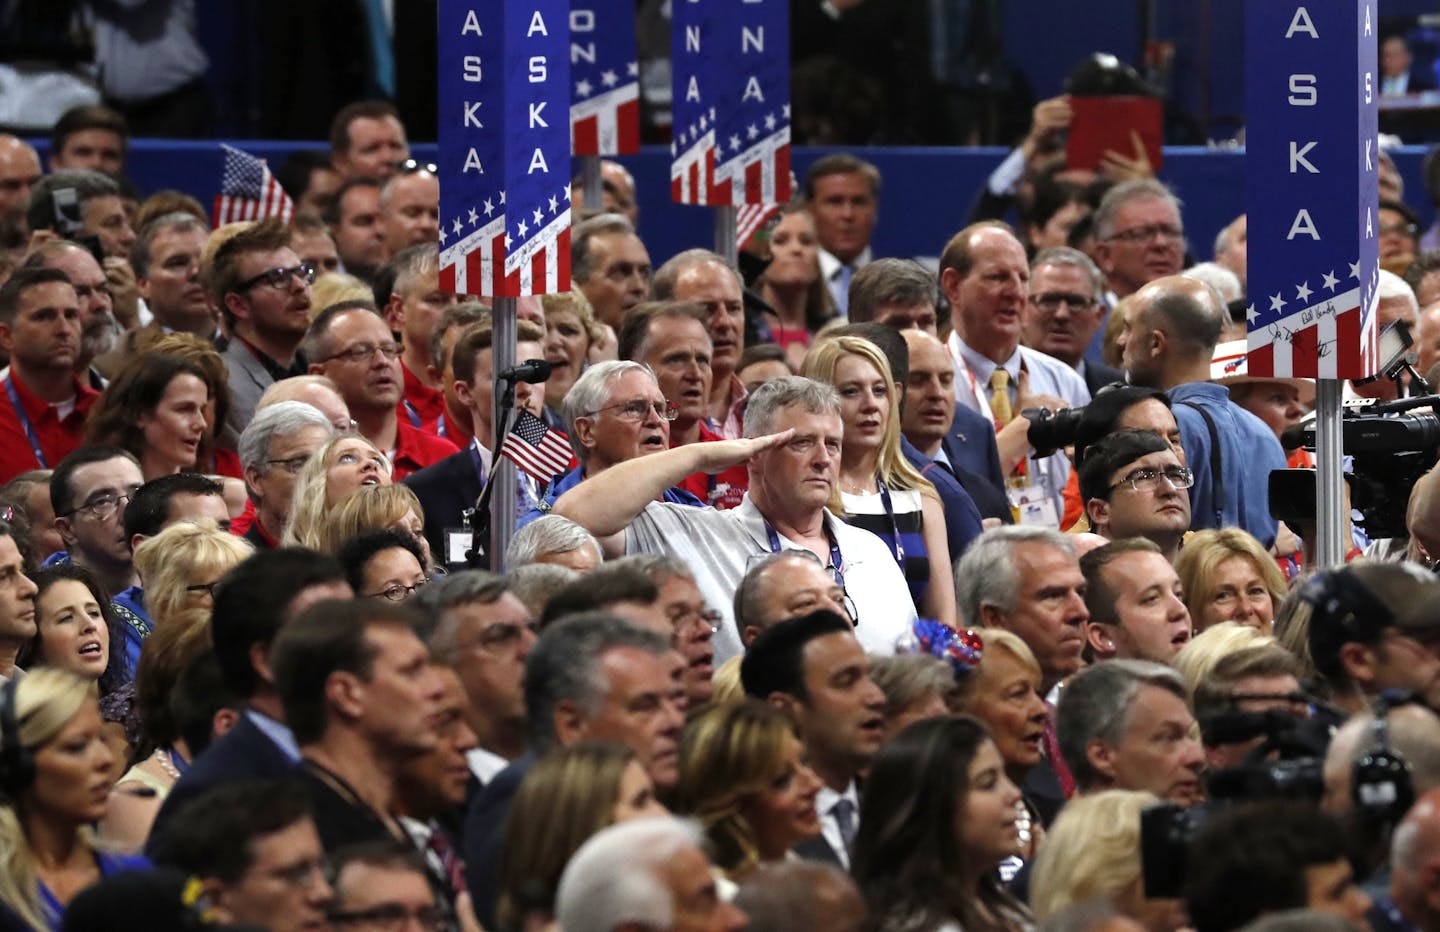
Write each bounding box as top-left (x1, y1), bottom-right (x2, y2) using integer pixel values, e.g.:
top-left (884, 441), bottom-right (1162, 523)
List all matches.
top-left (391, 420), bottom-right (460, 481)
top-left (674, 422), bottom-right (749, 510)
top-left (0, 375), bottom-right (99, 484)
top-left (398, 364), bottom-right (447, 432)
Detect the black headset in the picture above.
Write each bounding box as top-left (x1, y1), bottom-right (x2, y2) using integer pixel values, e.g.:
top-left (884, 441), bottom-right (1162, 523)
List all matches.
top-left (0, 676), bottom-right (34, 794)
top-left (1352, 688), bottom-right (1420, 830)
top-left (1297, 568), bottom-right (1396, 678)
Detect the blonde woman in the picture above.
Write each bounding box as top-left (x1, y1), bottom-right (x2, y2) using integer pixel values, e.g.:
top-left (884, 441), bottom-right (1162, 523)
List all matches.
top-left (314, 484), bottom-right (433, 570)
top-left (127, 518), bottom-right (252, 669)
top-left (803, 336), bottom-right (956, 626)
top-left (1172, 621), bottom-right (1275, 703)
top-left (497, 742), bottom-right (665, 932)
top-left (1174, 528), bottom-right (1287, 635)
top-left (541, 292), bottom-right (607, 418)
top-left (1030, 789), bottom-right (1187, 931)
top-left (282, 434), bottom-right (393, 548)
top-left (0, 668), bottom-right (144, 930)
top-left (677, 700), bottom-right (823, 884)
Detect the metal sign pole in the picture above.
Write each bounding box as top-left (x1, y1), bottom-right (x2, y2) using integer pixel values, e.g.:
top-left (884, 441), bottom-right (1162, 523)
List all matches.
top-left (580, 155), bottom-right (602, 214)
top-left (1313, 378), bottom-right (1345, 568)
top-left (714, 205), bottom-right (737, 267)
top-left (489, 298), bottom-right (518, 571)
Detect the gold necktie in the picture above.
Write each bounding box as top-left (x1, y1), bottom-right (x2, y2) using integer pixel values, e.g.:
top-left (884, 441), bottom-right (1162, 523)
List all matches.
top-left (989, 368), bottom-right (1013, 426)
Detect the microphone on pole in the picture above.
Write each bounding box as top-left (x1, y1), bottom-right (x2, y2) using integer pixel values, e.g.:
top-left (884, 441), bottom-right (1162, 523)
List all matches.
top-left (497, 359), bottom-right (552, 384)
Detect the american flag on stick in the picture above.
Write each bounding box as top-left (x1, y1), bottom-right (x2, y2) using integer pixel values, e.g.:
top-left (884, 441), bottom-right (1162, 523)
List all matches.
top-left (736, 203), bottom-right (780, 250)
top-left (213, 144), bottom-right (294, 227)
top-left (499, 409), bottom-right (575, 481)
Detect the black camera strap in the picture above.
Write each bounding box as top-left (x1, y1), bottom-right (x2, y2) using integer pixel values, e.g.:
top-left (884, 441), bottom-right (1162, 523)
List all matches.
top-left (1177, 401), bottom-right (1225, 527)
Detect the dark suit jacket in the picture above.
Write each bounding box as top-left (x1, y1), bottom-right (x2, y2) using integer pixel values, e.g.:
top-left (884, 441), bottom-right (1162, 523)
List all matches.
top-left (145, 713), bottom-right (297, 856)
top-left (463, 753), bottom-right (534, 930)
top-left (1082, 360), bottom-right (1125, 397)
top-left (900, 437), bottom-right (982, 561)
top-left (942, 402), bottom-right (1006, 491)
top-left (403, 449), bottom-right (485, 572)
top-left (794, 834), bottom-right (846, 868)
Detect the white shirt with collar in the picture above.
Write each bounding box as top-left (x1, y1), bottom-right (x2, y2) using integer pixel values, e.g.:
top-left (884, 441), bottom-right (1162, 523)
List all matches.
top-left (815, 781), bottom-right (860, 869)
top-left (946, 332), bottom-right (1090, 520)
top-left (624, 494), bottom-right (917, 665)
top-left (466, 746), bottom-right (509, 785)
top-left (818, 245), bottom-right (872, 317)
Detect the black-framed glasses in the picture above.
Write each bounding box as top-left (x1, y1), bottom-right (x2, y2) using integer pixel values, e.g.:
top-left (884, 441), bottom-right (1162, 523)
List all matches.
top-left (394, 158), bottom-right (438, 175)
top-left (323, 342), bottom-right (402, 365)
top-left (266, 454), bottom-right (314, 475)
top-left (366, 577), bottom-right (431, 602)
top-left (238, 263), bottom-right (316, 292)
top-left (62, 489), bottom-right (138, 520)
top-left (185, 581), bottom-right (220, 597)
top-left (583, 398), bottom-right (679, 422)
top-left (330, 902), bottom-right (446, 931)
top-left (1108, 465), bottom-right (1194, 494)
top-left (1105, 224), bottom-right (1184, 245)
top-left (1029, 292), bottom-right (1096, 313)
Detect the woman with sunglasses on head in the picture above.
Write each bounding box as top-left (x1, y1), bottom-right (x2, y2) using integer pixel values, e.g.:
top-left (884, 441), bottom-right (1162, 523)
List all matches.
top-left (282, 433), bottom-right (393, 548)
top-left (851, 715), bottom-right (1032, 932)
top-left (803, 336), bottom-right (957, 627)
top-left (0, 668), bottom-right (148, 930)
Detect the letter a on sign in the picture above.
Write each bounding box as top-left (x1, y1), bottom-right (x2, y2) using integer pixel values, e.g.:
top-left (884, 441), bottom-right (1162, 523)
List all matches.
top-left (1286, 7), bottom-right (1319, 38)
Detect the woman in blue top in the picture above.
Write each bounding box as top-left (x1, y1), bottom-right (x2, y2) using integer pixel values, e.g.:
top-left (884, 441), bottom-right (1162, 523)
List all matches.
top-left (0, 668), bottom-right (148, 930)
top-left (804, 336), bottom-right (957, 628)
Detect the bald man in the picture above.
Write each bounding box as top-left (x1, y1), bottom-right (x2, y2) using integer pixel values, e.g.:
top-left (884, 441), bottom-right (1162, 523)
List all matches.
top-left (1119, 275), bottom-right (1286, 545)
top-left (0, 135), bottom-right (41, 214)
top-left (1389, 789), bottom-right (1440, 931)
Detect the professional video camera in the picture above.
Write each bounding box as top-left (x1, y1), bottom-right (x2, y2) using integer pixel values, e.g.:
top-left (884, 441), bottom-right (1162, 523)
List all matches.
top-left (1140, 704), bottom-right (1335, 898)
top-left (1270, 320), bottom-right (1440, 540)
top-left (1271, 394), bottom-right (1440, 539)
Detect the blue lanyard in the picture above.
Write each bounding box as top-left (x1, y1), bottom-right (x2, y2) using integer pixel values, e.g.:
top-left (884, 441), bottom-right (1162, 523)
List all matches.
top-left (4, 377), bottom-right (48, 469)
top-left (402, 398), bottom-right (422, 428)
top-left (762, 517), bottom-right (845, 590)
top-left (167, 746), bottom-right (190, 775)
top-left (875, 479), bottom-right (906, 567)
top-left (436, 412), bottom-right (448, 439)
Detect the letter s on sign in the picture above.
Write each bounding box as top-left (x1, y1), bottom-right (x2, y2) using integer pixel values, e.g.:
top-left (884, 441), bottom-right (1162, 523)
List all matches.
top-left (529, 56), bottom-right (547, 83)
top-left (1288, 74), bottom-right (1317, 106)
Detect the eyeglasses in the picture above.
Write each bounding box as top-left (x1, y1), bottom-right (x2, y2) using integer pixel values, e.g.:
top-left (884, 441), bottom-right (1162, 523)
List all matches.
top-left (1105, 224), bottom-right (1184, 245)
top-left (669, 607), bottom-right (723, 637)
top-left (394, 158), bottom-right (438, 175)
top-left (366, 577), bottom-right (431, 602)
top-left (584, 398), bottom-right (679, 421)
top-left (266, 454), bottom-right (314, 475)
top-left (238, 263), bottom-right (316, 292)
top-left (185, 581), bottom-right (220, 597)
top-left (331, 903), bottom-right (446, 931)
top-left (323, 342), bottom-right (402, 365)
top-left (1108, 465), bottom-right (1195, 494)
top-left (253, 856), bottom-right (330, 891)
top-left (63, 489), bottom-right (138, 520)
top-left (1029, 292), bottom-right (1096, 313)
top-left (1380, 221), bottom-right (1418, 237)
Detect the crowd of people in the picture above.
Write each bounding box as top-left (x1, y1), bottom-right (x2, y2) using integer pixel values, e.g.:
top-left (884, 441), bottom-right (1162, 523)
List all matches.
top-left (0, 91), bottom-right (1439, 932)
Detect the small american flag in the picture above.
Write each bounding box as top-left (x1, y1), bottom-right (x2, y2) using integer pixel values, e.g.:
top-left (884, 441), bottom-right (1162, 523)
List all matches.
top-left (736, 203), bottom-right (779, 250)
top-left (213, 144), bottom-right (294, 227)
top-left (499, 409), bottom-right (574, 481)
